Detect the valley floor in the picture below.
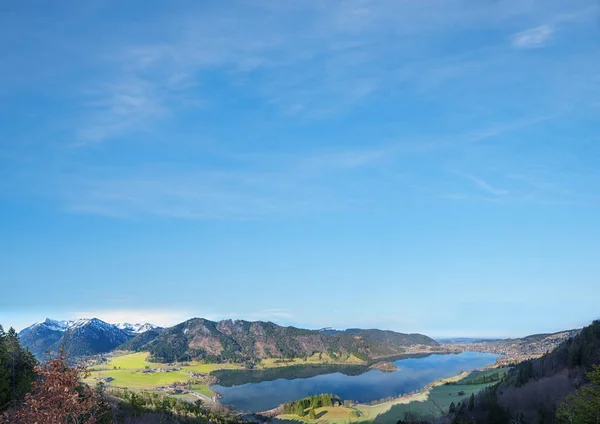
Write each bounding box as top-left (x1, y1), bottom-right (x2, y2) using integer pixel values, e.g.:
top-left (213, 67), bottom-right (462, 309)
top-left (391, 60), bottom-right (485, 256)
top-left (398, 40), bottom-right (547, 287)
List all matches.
top-left (86, 351), bottom-right (240, 398)
top-left (85, 348), bottom-right (491, 423)
top-left (85, 351), bottom-right (371, 398)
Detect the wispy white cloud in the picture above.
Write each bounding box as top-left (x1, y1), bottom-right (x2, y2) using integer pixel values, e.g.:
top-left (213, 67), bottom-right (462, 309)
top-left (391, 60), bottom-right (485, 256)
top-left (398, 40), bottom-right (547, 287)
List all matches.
top-left (56, 114), bottom-right (585, 219)
top-left (3, 1), bottom-right (599, 217)
top-left (455, 172), bottom-right (510, 197)
top-left (64, 2), bottom-right (584, 143)
top-left (75, 78), bottom-right (167, 145)
top-left (511, 24), bottom-right (554, 49)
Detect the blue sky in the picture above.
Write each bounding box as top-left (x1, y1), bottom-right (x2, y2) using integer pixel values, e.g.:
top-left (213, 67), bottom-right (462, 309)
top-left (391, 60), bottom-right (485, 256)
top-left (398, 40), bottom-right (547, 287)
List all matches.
top-left (1, 0), bottom-right (599, 337)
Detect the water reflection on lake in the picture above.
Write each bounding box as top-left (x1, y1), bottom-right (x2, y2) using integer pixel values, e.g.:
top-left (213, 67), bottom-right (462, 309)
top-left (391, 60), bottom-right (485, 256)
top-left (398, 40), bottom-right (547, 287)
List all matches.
top-left (213, 351), bottom-right (499, 412)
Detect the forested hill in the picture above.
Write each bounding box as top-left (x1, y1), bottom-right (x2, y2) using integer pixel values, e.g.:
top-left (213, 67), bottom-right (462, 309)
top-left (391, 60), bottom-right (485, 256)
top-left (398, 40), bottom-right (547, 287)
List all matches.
top-left (126, 318), bottom-right (440, 363)
top-left (449, 320), bottom-right (600, 424)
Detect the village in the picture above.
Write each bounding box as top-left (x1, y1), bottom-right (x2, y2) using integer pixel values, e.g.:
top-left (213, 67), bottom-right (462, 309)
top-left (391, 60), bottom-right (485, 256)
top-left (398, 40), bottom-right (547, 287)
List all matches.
top-left (91, 357), bottom-right (221, 404)
top-left (443, 329), bottom-right (580, 366)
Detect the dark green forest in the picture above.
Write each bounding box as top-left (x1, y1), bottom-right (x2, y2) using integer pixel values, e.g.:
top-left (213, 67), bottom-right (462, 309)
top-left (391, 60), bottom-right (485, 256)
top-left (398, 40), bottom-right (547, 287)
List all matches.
top-left (282, 393), bottom-right (337, 416)
top-left (108, 388), bottom-right (244, 424)
top-left (0, 324), bottom-right (36, 413)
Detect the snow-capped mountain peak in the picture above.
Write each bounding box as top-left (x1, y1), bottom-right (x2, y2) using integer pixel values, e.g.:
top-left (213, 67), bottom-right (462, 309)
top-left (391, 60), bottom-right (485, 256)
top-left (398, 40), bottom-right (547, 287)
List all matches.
top-left (33, 318), bottom-right (75, 332)
top-left (114, 322), bottom-right (160, 334)
top-left (23, 318), bottom-right (159, 335)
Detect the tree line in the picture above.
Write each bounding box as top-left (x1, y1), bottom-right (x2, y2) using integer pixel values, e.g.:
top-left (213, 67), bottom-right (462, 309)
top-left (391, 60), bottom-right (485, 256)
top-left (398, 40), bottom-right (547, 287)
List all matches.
top-left (109, 388), bottom-right (243, 424)
top-left (451, 372), bottom-right (502, 386)
top-left (0, 324), bottom-right (36, 414)
top-left (282, 393), bottom-right (336, 417)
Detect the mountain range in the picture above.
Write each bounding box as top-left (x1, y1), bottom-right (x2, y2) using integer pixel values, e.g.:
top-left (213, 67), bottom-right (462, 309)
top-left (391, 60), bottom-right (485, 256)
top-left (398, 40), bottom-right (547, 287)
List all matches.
top-left (130, 318), bottom-right (441, 362)
top-left (18, 317), bottom-right (439, 362)
top-left (18, 318), bottom-right (161, 358)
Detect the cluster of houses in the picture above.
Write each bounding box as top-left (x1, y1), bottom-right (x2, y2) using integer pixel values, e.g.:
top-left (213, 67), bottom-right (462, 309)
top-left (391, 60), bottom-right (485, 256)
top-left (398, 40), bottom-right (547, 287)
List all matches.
top-left (165, 385), bottom-right (188, 394)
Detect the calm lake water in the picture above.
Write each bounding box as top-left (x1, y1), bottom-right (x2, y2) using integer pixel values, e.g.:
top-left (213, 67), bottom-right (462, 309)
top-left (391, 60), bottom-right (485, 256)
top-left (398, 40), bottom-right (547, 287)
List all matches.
top-left (213, 352), bottom-right (499, 412)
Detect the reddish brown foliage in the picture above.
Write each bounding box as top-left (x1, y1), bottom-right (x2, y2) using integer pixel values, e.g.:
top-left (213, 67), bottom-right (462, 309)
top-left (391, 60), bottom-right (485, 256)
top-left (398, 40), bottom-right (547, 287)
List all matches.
top-left (2, 351), bottom-right (111, 424)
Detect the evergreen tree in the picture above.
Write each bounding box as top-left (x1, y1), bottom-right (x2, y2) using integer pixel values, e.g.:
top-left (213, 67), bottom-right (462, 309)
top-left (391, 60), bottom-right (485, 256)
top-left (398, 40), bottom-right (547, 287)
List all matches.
top-left (0, 325), bottom-right (36, 412)
top-left (449, 401), bottom-right (456, 414)
top-left (4, 328), bottom-right (36, 402)
top-left (556, 364), bottom-right (600, 423)
top-left (0, 325), bottom-right (10, 411)
top-left (309, 407), bottom-right (316, 419)
top-left (468, 392), bottom-right (475, 411)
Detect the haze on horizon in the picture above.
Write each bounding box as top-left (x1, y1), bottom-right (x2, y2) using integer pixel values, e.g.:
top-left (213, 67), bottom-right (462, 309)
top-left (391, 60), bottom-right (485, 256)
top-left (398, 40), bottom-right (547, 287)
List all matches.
top-left (1, 0), bottom-right (599, 339)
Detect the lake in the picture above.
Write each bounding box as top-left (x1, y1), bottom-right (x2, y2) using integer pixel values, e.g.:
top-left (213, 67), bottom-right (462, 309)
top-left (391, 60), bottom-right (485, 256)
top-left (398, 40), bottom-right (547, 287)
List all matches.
top-left (213, 351), bottom-right (499, 412)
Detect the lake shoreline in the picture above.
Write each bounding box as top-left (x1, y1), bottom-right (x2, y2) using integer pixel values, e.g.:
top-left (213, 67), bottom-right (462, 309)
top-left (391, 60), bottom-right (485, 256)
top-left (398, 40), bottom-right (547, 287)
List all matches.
top-left (257, 371), bottom-right (473, 421)
top-left (355, 370), bottom-right (471, 410)
top-left (214, 351), bottom-right (499, 414)
top-left (263, 367), bottom-right (507, 422)
top-left (211, 349), bottom-right (459, 388)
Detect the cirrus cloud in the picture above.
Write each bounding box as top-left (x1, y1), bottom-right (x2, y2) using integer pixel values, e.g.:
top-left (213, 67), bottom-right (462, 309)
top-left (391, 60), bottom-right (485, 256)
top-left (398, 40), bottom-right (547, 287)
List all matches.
top-left (511, 24), bottom-right (554, 49)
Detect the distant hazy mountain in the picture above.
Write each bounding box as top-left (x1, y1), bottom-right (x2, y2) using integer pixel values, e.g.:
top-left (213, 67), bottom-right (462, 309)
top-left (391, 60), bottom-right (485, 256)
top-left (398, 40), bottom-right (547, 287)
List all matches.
top-left (115, 322), bottom-right (162, 335)
top-left (19, 318), bottom-right (160, 358)
top-left (437, 337), bottom-right (502, 343)
top-left (127, 318), bottom-right (440, 363)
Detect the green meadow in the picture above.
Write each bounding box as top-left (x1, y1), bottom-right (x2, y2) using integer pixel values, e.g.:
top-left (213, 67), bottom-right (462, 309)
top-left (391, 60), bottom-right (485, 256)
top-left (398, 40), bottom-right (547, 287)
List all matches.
top-left (87, 352), bottom-right (240, 392)
top-left (91, 352), bottom-right (150, 370)
top-left (190, 383), bottom-right (214, 397)
top-left (86, 369), bottom-right (192, 388)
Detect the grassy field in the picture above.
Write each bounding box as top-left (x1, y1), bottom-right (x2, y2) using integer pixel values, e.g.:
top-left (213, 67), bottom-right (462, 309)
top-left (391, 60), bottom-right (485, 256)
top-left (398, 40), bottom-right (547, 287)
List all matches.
top-left (91, 352), bottom-right (239, 372)
top-left (91, 352), bottom-right (151, 370)
top-left (190, 383), bottom-right (213, 397)
top-left (170, 394), bottom-right (200, 403)
top-left (278, 406), bottom-right (361, 424)
top-left (87, 352), bottom-right (240, 392)
top-left (259, 353), bottom-right (365, 369)
top-left (88, 351), bottom-right (362, 394)
top-left (86, 369), bottom-right (192, 388)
